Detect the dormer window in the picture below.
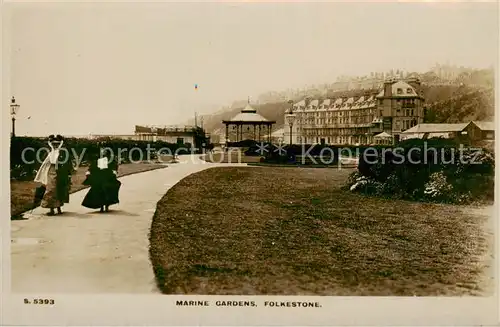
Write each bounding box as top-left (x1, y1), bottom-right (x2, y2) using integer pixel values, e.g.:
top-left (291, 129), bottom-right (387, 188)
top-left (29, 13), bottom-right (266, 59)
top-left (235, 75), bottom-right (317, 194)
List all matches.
top-left (407, 88), bottom-right (413, 94)
top-left (397, 88), bottom-right (403, 95)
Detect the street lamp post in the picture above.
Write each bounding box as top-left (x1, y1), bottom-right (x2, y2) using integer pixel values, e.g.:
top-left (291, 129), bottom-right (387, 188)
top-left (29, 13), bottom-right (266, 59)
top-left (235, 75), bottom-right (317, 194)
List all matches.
top-left (285, 100), bottom-right (296, 145)
top-left (10, 96), bottom-right (20, 137)
top-left (151, 127), bottom-right (158, 142)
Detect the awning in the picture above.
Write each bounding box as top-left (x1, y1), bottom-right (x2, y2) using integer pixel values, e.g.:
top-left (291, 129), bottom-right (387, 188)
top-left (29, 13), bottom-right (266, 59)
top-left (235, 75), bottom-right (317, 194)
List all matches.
top-left (374, 132), bottom-right (393, 139)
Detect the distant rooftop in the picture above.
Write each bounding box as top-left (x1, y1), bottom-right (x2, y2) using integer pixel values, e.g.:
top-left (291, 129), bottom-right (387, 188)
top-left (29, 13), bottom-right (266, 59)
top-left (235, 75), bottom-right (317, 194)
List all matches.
top-left (473, 121), bottom-right (495, 131)
top-left (402, 123), bottom-right (469, 134)
top-left (403, 121), bottom-right (495, 134)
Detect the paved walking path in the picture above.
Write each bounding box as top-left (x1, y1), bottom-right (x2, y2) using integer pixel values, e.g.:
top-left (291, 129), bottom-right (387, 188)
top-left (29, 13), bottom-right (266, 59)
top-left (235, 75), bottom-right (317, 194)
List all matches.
top-left (10, 155), bottom-right (245, 293)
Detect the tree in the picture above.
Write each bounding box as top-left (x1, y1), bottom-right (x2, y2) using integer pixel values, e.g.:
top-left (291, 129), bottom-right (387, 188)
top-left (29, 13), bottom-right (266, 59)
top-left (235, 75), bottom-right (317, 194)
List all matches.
top-left (192, 126), bottom-right (209, 153)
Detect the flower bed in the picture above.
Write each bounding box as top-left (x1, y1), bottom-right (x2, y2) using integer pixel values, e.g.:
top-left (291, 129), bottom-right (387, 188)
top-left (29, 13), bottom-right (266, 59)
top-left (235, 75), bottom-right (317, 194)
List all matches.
top-left (344, 138), bottom-right (494, 204)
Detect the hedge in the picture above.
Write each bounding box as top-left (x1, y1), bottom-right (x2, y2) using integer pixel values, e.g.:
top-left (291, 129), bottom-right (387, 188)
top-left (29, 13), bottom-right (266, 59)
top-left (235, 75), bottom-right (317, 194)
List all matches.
top-left (243, 142), bottom-right (392, 165)
top-left (10, 136), bottom-right (194, 181)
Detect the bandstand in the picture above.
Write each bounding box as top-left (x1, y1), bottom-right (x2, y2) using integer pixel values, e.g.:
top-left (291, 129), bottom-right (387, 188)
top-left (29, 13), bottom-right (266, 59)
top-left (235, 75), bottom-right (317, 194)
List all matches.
top-left (222, 102), bottom-right (276, 143)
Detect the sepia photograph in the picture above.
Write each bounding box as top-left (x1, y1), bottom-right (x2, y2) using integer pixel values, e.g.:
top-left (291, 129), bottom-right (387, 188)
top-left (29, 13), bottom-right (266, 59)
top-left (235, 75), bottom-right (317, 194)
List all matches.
top-left (2, 1), bottom-right (498, 326)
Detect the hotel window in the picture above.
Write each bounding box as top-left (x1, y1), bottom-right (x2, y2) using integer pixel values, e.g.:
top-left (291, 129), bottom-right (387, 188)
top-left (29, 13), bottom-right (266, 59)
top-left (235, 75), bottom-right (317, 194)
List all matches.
top-left (397, 88), bottom-right (403, 95)
top-left (411, 109), bottom-right (414, 116)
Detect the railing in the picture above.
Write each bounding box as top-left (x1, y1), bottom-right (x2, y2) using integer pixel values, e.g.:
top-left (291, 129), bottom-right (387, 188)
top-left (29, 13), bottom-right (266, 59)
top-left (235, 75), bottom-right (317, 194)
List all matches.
top-left (370, 127), bottom-right (383, 134)
top-left (136, 125), bottom-right (198, 134)
top-left (300, 123), bottom-right (374, 129)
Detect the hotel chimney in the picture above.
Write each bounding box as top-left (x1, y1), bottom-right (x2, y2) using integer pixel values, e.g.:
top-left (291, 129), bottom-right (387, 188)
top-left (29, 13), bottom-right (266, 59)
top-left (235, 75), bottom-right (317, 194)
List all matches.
top-left (383, 79), bottom-right (393, 97)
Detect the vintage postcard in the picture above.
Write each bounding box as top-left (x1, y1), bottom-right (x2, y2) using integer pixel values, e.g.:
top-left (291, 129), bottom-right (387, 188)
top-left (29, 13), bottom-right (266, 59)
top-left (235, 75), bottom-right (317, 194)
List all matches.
top-left (1, 1), bottom-right (498, 326)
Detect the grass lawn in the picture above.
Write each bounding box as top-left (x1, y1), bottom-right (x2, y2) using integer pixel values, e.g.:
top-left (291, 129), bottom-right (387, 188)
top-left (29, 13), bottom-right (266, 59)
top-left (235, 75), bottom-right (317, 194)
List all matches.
top-left (150, 166), bottom-right (491, 296)
top-left (10, 162), bottom-right (167, 219)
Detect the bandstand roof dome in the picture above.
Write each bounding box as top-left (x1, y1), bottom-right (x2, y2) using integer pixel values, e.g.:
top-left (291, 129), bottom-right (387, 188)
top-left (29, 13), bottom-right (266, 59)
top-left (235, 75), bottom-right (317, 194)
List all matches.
top-left (241, 103), bottom-right (258, 113)
top-left (224, 103), bottom-right (275, 123)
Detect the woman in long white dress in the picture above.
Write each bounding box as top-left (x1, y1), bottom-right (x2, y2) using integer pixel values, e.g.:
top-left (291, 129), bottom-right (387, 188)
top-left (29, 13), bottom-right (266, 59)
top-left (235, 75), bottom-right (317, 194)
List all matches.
top-left (34, 135), bottom-right (74, 216)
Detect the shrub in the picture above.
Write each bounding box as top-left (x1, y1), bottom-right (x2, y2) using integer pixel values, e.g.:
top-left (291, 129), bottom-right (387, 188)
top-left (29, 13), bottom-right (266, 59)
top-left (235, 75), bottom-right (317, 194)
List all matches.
top-left (423, 171), bottom-right (454, 201)
top-left (257, 144), bottom-right (344, 165)
top-left (346, 140), bottom-right (494, 204)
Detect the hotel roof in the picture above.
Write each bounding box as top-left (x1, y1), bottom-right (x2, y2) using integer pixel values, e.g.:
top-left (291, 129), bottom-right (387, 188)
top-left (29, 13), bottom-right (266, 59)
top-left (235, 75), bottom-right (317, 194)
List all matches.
top-left (309, 99), bottom-right (319, 107)
top-left (321, 99), bottom-right (332, 106)
top-left (376, 80), bottom-right (419, 98)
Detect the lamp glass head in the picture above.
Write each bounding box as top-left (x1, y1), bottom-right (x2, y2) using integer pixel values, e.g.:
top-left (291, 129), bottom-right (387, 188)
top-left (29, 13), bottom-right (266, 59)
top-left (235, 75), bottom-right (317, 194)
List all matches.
top-left (10, 97), bottom-right (19, 115)
top-left (285, 113), bottom-right (296, 126)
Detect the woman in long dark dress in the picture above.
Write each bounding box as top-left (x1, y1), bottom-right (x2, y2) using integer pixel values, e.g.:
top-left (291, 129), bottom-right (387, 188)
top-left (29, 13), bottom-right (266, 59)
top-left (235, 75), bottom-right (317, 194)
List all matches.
top-left (81, 151), bottom-right (121, 212)
top-left (34, 134), bottom-right (74, 216)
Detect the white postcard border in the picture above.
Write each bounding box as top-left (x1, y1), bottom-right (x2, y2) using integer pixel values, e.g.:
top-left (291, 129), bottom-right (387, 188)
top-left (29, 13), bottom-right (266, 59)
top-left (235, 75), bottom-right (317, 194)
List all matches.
top-left (1, 1), bottom-right (499, 326)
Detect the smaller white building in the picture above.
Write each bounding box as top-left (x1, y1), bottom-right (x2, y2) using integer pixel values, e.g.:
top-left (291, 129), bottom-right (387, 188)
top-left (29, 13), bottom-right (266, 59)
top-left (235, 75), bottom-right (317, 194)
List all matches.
top-left (271, 127), bottom-right (285, 144)
top-left (134, 125), bottom-right (197, 145)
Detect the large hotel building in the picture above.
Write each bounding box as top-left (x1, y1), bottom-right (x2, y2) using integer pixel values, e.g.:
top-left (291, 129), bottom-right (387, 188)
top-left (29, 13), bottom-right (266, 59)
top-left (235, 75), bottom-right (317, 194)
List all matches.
top-left (285, 77), bottom-right (426, 145)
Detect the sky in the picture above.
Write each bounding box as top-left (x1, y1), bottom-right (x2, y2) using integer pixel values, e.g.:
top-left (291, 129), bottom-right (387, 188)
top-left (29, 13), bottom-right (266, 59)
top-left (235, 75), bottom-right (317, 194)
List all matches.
top-left (6, 1), bottom-right (498, 136)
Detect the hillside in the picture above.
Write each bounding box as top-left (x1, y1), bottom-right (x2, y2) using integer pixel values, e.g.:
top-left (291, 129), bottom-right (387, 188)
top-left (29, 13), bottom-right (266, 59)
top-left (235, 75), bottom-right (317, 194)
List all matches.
top-left (197, 68), bottom-right (494, 134)
top-left (424, 87), bottom-right (494, 123)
